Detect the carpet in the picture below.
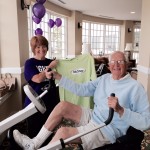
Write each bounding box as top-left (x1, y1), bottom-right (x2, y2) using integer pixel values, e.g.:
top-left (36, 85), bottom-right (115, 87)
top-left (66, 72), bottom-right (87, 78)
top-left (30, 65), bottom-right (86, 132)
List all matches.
top-left (0, 119), bottom-right (150, 150)
top-left (141, 130), bottom-right (150, 150)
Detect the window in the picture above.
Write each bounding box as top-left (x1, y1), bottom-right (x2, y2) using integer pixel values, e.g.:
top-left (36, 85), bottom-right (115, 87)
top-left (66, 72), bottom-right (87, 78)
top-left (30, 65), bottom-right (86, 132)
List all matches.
top-left (27, 7), bottom-right (67, 59)
top-left (82, 21), bottom-right (121, 56)
top-left (133, 22), bottom-right (141, 51)
top-left (133, 22), bottom-right (141, 64)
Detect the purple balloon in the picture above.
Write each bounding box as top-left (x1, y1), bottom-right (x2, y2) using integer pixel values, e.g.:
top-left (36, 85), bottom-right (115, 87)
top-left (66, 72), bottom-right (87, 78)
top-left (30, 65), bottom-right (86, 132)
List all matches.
top-left (32, 3), bottom-right (46, 19)
top-left (48, 19), bottom-right (55, 28)
top-left (32, 15), bottom-right (41, 24)
top-left (55, 18), bottom-right (62, 27)
top-left (35, 28), bottom-right (43, 35)
top-left (36, 0), bottom-right (46, 4)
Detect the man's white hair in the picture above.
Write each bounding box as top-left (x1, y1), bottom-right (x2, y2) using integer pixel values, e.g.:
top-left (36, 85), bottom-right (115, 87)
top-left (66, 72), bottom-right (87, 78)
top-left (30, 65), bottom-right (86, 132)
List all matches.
top-left (109, 51), bottom-right (128, 62)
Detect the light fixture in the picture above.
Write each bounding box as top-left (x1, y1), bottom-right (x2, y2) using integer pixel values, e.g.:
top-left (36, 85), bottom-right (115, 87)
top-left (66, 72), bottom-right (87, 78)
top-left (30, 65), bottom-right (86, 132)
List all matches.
top-left (78, 22), bottom-right (82, 29)
top-left (130, 11), bottom-right (135, 14)
top-left (21, 0), bottom-right (31, 10)
top-left (125, 43), bottom-right (133, 51)
top-left (128, 28), bottom-right (132, 33)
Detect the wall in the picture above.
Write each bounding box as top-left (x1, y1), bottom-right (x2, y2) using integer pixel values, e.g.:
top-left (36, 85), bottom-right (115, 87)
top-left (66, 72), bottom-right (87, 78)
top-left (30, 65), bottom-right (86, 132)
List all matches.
top-left (125, 21), bottom-right (134, 43)
top-left (137, 0), bottom-right (150, 100)
top-left (68, 11), bottom-right (83, 56)
top-left (0, 0), bottom-right (29, 143)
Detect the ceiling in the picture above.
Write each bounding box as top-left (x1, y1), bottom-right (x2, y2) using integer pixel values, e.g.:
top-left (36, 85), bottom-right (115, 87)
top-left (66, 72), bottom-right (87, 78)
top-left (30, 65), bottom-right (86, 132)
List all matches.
top-left (48, 0), bottom-right (142, 21)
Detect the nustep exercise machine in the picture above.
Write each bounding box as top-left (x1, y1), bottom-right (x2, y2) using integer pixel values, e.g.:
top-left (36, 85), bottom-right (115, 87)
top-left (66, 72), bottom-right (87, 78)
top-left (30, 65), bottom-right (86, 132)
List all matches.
top-left (38, 93), bottom-right (115, 150)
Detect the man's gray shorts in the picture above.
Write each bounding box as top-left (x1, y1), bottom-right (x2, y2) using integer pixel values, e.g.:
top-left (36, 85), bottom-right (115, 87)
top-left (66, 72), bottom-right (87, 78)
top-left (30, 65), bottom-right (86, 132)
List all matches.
top-left (77, 107), bottom-right (111, 150)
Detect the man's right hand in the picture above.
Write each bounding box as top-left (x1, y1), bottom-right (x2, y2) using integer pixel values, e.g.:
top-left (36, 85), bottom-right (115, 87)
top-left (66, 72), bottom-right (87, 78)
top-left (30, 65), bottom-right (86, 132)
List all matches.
top-left (108, 96), bottom-right (124, 117)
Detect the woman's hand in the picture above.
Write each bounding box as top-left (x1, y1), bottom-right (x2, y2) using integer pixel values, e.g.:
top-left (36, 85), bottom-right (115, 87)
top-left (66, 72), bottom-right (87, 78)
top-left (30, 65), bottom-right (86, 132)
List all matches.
top-left (48, 59), bottom-right (58, 69)
top-left (108, 96), bottom-right (124, 117)
top-left (45, 70), bottom-right (62, 80)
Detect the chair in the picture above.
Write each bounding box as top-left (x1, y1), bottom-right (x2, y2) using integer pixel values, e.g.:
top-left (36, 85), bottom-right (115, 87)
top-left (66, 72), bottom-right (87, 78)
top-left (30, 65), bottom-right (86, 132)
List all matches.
top-left (94, 57), bottom-right (110, 77)
top-left (66, 126), bottom-right (144, 150)
top-left (96, 63), bottom-right (110, 77)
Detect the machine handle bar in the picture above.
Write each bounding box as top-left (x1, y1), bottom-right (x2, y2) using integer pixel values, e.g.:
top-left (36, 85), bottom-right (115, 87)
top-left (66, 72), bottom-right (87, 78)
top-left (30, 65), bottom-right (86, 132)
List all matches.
top-left (104, 93), bottom-right (115, 125)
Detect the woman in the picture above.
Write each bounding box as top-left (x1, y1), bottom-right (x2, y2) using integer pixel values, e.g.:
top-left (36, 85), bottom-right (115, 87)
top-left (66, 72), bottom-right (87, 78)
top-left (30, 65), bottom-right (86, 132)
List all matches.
top-left (24, 35), bottom-right (60, 138)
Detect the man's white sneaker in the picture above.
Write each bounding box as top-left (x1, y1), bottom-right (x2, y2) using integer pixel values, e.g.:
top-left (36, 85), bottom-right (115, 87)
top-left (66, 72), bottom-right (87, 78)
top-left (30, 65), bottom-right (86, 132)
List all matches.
top-left (13, 129), bottom-right (35, 150)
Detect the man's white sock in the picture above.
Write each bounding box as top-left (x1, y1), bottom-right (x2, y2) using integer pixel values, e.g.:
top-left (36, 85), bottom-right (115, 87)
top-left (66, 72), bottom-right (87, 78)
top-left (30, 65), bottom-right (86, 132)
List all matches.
top-left (33, 126), bottom-right (52, 149)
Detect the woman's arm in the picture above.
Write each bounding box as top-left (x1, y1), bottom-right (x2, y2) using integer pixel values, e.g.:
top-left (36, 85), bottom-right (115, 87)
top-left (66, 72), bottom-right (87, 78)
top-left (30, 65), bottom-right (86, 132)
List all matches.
top-left (32, 60), bottom-right (58, 83)
top-left (32, 71), bottom-right (46, 83)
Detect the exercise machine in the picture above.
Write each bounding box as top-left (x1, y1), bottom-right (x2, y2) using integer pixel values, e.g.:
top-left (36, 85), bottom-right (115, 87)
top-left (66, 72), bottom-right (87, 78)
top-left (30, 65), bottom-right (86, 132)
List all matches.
top-left (0, 79), bottom-right (144, 150)
top-left (38, 94), bottom-right (115, 150)
top-left (37, 91), bottom-right (143, 150)
top-left (0, 82), bottom-right (115, 149)
top-left (0, 84), bottom-right (47, 135)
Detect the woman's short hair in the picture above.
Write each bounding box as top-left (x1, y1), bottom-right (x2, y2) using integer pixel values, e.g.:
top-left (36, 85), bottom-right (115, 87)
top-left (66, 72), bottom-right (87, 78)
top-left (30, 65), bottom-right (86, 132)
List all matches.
top-left (30, 35), bottom-right (48, 54)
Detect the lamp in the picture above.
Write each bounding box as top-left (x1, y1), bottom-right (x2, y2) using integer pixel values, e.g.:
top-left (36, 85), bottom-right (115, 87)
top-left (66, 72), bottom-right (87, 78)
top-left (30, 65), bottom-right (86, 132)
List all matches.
top-left (125, 43), bottom-right (133, 60)
top-left (78, 22), bottom-right (82, 29)
top-left (125, 43), bottom-right (133, 51)
top-left (21, 0), bottom-right (31, 10)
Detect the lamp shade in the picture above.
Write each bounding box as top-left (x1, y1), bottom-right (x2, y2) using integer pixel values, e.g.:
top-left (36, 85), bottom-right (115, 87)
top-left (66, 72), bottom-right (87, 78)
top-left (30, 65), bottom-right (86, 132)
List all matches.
top-left (125, 43), bottom-right (133, 51)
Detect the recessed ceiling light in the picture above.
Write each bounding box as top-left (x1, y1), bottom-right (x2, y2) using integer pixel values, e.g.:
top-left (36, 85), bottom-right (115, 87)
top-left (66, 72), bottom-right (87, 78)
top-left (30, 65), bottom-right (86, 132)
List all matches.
top-left (130, 11), bottom-right (135, 14)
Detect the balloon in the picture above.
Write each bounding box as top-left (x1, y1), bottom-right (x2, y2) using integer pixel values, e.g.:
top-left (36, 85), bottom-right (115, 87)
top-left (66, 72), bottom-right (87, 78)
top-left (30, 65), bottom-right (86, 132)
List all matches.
top-left (55, 18), bottom-right (62, 27)
top-left (35, 28), bottom-right (43, 35)
top-left (36, 0), bottom-right (46, 4)
top-left (48, 19), bottom-right (55, 28)
top-left (32, 15), bottom-right (41, 24)
top-left (32, 3), bottom-right (46, 19)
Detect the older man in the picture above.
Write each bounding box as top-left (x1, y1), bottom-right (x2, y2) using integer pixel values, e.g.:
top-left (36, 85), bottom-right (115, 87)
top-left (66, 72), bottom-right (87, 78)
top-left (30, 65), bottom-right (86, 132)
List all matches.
top-left (13, 51), bottom-right (150, 150)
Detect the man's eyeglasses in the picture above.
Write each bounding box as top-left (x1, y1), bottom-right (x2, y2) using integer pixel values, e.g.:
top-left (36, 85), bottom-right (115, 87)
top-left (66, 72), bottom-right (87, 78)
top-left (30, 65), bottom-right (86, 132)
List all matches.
top-left (109, 60), bottom-right (126, 65)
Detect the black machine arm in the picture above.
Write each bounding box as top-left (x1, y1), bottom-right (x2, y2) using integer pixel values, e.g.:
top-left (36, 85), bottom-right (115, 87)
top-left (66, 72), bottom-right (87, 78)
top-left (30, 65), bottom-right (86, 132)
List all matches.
top-left (48, 72), bottom-right (56, 89)
top-left (42, 68), bottom-right (56, 91)
top-left (104, 93), bottom-right (115, 125)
